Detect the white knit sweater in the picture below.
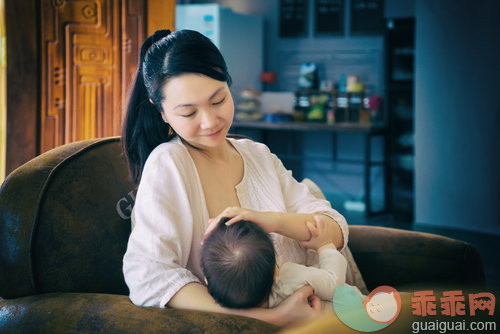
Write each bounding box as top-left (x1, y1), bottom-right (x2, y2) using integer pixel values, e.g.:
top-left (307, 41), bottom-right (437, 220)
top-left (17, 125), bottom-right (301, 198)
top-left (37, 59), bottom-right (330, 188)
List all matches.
top-left (122, 136), bottom-right (349, 307)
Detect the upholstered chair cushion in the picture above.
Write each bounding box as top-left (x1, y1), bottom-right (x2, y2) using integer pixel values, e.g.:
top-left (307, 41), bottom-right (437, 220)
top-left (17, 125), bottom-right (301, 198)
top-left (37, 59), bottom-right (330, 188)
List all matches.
top-left (0, 137), bottom-right (135, 298)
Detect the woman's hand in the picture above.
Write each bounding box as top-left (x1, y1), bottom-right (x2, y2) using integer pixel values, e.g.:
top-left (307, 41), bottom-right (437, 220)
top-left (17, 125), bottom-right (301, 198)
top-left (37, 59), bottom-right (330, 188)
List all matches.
top-left (202, 207), bottom-right (279, 243)
top-left (167, 282), bottom-right (321, 327)
top-left (270, 285), bottom-right (322, 327)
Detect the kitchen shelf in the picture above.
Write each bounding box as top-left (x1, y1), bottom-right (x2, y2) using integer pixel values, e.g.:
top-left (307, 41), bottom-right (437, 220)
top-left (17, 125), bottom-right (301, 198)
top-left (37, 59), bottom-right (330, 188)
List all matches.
top-left (231, 121), bottom-right (387, 217)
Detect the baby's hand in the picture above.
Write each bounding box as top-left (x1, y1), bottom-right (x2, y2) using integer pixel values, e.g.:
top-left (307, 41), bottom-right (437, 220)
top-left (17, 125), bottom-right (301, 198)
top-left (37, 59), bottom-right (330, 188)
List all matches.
top-left (299, 215), bottom-right (336, 252)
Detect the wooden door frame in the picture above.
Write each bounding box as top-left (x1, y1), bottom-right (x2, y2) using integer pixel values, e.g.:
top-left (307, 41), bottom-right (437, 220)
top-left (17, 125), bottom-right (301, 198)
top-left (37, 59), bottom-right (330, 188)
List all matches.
top-left (4, 0), bottom-right (175, 176)
top-left (5, 0), bottom-right (38, 175)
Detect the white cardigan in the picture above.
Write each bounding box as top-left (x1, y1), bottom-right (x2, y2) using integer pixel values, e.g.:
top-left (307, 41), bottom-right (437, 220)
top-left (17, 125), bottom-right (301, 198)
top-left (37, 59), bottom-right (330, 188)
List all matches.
top-left (122, 136), bottom-right (349, 307)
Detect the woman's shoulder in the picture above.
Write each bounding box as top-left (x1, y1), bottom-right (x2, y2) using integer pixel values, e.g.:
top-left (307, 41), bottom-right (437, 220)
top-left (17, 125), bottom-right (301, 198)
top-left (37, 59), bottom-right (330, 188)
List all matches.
top-left (144, 137), bottom-right (191, 170)
top-left (150, 136), bottom-right (186, 156)
top-left (228, 136), bottom-right (271, 156)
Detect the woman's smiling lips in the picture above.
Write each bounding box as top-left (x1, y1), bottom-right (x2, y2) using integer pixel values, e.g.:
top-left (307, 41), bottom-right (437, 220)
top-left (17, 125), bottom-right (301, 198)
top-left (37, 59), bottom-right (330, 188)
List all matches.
top-left (205, 128), bottom-right (223, 137)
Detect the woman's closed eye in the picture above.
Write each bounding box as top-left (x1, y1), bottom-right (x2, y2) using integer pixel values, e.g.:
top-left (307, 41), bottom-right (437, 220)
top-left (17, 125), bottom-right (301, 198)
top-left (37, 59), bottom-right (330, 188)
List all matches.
top-left (181, 110), bottom-right (196, 118)
top-left (212, 97), bottom-right (226, 105)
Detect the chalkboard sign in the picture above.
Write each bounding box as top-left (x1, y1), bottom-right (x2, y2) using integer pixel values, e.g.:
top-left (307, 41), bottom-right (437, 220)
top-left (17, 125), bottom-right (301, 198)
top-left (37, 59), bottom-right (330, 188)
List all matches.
top-left (315, 0), bottom-right (345, 36)
top-left (279, 0), bottom-right (308, 38)
top-left (350, 0), bottom-right (384, 35)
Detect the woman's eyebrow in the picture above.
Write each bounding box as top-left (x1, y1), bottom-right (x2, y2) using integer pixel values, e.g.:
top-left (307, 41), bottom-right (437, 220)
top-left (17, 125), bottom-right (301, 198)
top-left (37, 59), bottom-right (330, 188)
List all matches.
top-left (173, 87), bottom-right (226, 110)
top-left (208, 86), bottom-right (226, 100)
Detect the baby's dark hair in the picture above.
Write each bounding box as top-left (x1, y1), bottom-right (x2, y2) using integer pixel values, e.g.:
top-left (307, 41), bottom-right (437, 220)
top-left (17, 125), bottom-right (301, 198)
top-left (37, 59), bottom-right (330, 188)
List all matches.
top-left (200, 218), bottom-right (276, 309)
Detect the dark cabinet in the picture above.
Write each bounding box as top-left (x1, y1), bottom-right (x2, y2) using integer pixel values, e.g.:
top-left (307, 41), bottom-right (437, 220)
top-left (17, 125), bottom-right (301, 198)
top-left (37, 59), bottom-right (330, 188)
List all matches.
top-left (385, 18), bottom-right (415, 221)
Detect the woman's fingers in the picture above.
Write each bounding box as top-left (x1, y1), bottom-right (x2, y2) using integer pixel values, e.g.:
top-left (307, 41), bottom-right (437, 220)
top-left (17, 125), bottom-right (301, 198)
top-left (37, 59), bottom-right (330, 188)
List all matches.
top-left (275, 285), bottom-right (321, 326)
top-left (201, 218), bottom-right (222, 244)
top-left (295, 284), bottom-right (314, 300)
top-left (223, 215), bottom-right (244, 226)
top-left (202, 207), bottom-right (249, 243)
top-left (308, 294), bottom-right (323, 312)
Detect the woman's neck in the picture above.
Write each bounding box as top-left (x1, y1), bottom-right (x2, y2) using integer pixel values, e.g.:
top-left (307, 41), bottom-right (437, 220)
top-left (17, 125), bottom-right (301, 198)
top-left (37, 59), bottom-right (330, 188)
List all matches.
top-left (187, 139), bottom-right (233, 163)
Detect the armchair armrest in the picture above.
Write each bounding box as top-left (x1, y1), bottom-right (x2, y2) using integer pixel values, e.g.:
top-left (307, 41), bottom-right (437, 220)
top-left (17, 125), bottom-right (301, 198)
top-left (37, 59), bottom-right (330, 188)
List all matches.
top-left (348, 225), bottom-right (486, 291)
top-left (0, 293), bottom-right (279, 333)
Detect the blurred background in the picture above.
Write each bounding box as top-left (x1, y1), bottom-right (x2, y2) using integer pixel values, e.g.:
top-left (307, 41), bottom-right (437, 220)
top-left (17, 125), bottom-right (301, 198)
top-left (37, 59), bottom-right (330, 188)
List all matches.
top-left (1, 0), bottom-right (499, 289)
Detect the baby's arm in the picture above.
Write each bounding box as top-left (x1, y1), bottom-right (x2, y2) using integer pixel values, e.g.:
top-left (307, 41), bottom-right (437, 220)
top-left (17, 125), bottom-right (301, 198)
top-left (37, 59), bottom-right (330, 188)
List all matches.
top-left (297, 216), bottom-right (348, 299)
top-left (278, 252), bottom-right (347, 302)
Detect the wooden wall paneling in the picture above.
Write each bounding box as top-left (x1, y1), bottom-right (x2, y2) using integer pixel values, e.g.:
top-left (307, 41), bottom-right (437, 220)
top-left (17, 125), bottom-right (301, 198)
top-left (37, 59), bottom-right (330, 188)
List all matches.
top-left (0, 0), bottom-right (7, 182)
top-left (5, 0), bottom-right (38, 174)
top-left (121, 0), bottom-right (146, 122)
top-left (41, 0), bottom-right (123, 152)
top-left (147, 0), bottom-right (175, 35)
top-left (6, 0), bottom-right (173, 171)
top-left (41, 0), bottom-right (60, 152)
top-left (71, 0), bottom-right (117, 143)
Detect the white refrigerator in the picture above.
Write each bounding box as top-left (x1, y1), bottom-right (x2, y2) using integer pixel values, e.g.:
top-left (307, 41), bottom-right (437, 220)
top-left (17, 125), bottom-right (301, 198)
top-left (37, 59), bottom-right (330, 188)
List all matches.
top-left (175, 4), bottom-right (263, 100)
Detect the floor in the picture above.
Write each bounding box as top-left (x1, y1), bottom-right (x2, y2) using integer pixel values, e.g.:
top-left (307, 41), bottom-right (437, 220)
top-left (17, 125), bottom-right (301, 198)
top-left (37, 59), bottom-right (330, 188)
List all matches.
top-left (343, 211), bottom-right (500, 292)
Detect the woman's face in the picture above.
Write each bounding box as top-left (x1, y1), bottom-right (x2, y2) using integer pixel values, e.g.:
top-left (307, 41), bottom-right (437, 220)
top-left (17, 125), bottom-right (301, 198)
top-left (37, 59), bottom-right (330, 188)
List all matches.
top-left (160, 73), bottom-right (234, 149)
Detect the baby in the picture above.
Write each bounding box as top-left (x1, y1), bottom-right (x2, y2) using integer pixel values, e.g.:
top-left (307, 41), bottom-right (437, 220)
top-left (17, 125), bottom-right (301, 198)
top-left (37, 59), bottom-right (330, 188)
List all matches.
top-left (200, 216), bottom-right (348, 309)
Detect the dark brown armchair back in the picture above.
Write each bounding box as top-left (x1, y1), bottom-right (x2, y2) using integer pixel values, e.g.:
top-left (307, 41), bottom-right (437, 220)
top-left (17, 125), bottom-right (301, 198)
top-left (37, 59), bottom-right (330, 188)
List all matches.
top-left (0, 137), bottom-right (135, 299)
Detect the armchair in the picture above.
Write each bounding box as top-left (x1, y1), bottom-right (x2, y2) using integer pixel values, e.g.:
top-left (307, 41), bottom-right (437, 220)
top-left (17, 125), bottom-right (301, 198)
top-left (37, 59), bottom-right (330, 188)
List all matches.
top-left (0, 137), bottom-right (485, 333)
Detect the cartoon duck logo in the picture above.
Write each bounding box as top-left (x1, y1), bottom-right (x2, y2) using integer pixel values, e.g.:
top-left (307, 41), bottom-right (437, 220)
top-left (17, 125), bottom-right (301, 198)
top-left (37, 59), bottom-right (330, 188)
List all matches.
top-left (333, 285), bottom-right (401, 332)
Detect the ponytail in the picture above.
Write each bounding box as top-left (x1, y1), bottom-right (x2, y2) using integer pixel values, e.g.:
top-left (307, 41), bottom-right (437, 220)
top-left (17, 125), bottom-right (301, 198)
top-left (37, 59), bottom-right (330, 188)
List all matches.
top-left (122, 30), bottom-right (174, 185)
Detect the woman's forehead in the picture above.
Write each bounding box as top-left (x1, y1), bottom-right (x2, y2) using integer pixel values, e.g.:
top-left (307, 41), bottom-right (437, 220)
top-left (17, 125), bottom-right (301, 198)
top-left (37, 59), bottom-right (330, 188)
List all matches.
top-left (162, 74), bottom-right (226, 100)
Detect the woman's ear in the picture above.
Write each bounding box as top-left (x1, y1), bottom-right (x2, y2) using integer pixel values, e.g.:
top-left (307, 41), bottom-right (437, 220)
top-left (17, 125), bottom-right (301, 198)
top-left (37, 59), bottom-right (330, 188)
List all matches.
top-left (161, 111), bottom-right (168, 124)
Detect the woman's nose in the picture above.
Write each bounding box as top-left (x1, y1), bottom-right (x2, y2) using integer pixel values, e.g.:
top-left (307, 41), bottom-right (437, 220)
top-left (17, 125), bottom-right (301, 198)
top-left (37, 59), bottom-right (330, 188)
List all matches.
top-left (200, 110), bottom-right (217, 129)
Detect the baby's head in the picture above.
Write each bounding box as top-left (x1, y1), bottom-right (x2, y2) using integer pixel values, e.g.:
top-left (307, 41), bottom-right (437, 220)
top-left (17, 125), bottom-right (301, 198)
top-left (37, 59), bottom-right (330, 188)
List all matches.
top-left (200, 218), bottom-right (276, 309)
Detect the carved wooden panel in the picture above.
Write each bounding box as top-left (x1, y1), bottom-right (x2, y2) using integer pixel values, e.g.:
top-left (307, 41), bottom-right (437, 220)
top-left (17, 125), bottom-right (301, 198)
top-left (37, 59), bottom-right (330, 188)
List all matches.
top-left (40, 0), bottom-right (146, 153)
top-left (121, 0), bottom-right (145, 114)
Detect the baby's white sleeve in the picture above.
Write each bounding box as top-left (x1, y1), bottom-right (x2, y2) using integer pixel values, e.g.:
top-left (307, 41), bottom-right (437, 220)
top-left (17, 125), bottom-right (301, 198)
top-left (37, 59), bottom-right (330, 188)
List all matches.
top-left (276, 249), bottom-right (347, 302)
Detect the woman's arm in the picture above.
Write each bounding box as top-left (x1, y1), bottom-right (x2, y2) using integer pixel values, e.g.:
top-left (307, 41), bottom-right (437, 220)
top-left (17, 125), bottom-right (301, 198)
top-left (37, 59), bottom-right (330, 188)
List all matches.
top-left (204, 208), bottom-right (343, 250)
top-left (123, 144), bottom-right (206, 307)
top-left (269, 144), bottom-right (349, 250)
top-left (167, 282), bottom-right (322, 327)
top-left (272, 212), bottom-right (344, 249)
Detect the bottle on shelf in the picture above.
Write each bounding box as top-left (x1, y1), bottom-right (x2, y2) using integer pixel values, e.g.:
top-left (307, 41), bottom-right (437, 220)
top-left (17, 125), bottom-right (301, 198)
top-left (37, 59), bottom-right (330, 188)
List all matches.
top-left (335, 74), bottom-right (348, 123)
top-left (326, 93), bottom-right (336, 124)
top-left (293, 90), bottom-right (310, 122)
top-left (347, 76), bottom-right (364, 123)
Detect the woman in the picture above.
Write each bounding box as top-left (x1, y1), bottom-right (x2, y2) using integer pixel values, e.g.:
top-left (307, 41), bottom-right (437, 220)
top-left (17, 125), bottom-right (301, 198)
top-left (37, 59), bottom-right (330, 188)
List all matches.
top-left (122, 29), bottom-right (349, 326)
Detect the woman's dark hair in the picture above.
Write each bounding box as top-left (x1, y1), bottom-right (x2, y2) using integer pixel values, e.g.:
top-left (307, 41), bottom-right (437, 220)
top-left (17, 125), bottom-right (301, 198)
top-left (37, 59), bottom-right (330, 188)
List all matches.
top-left (122, 29), bottom-right (232, 184)
top-left (201, 218), bottom-right (276, 309)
